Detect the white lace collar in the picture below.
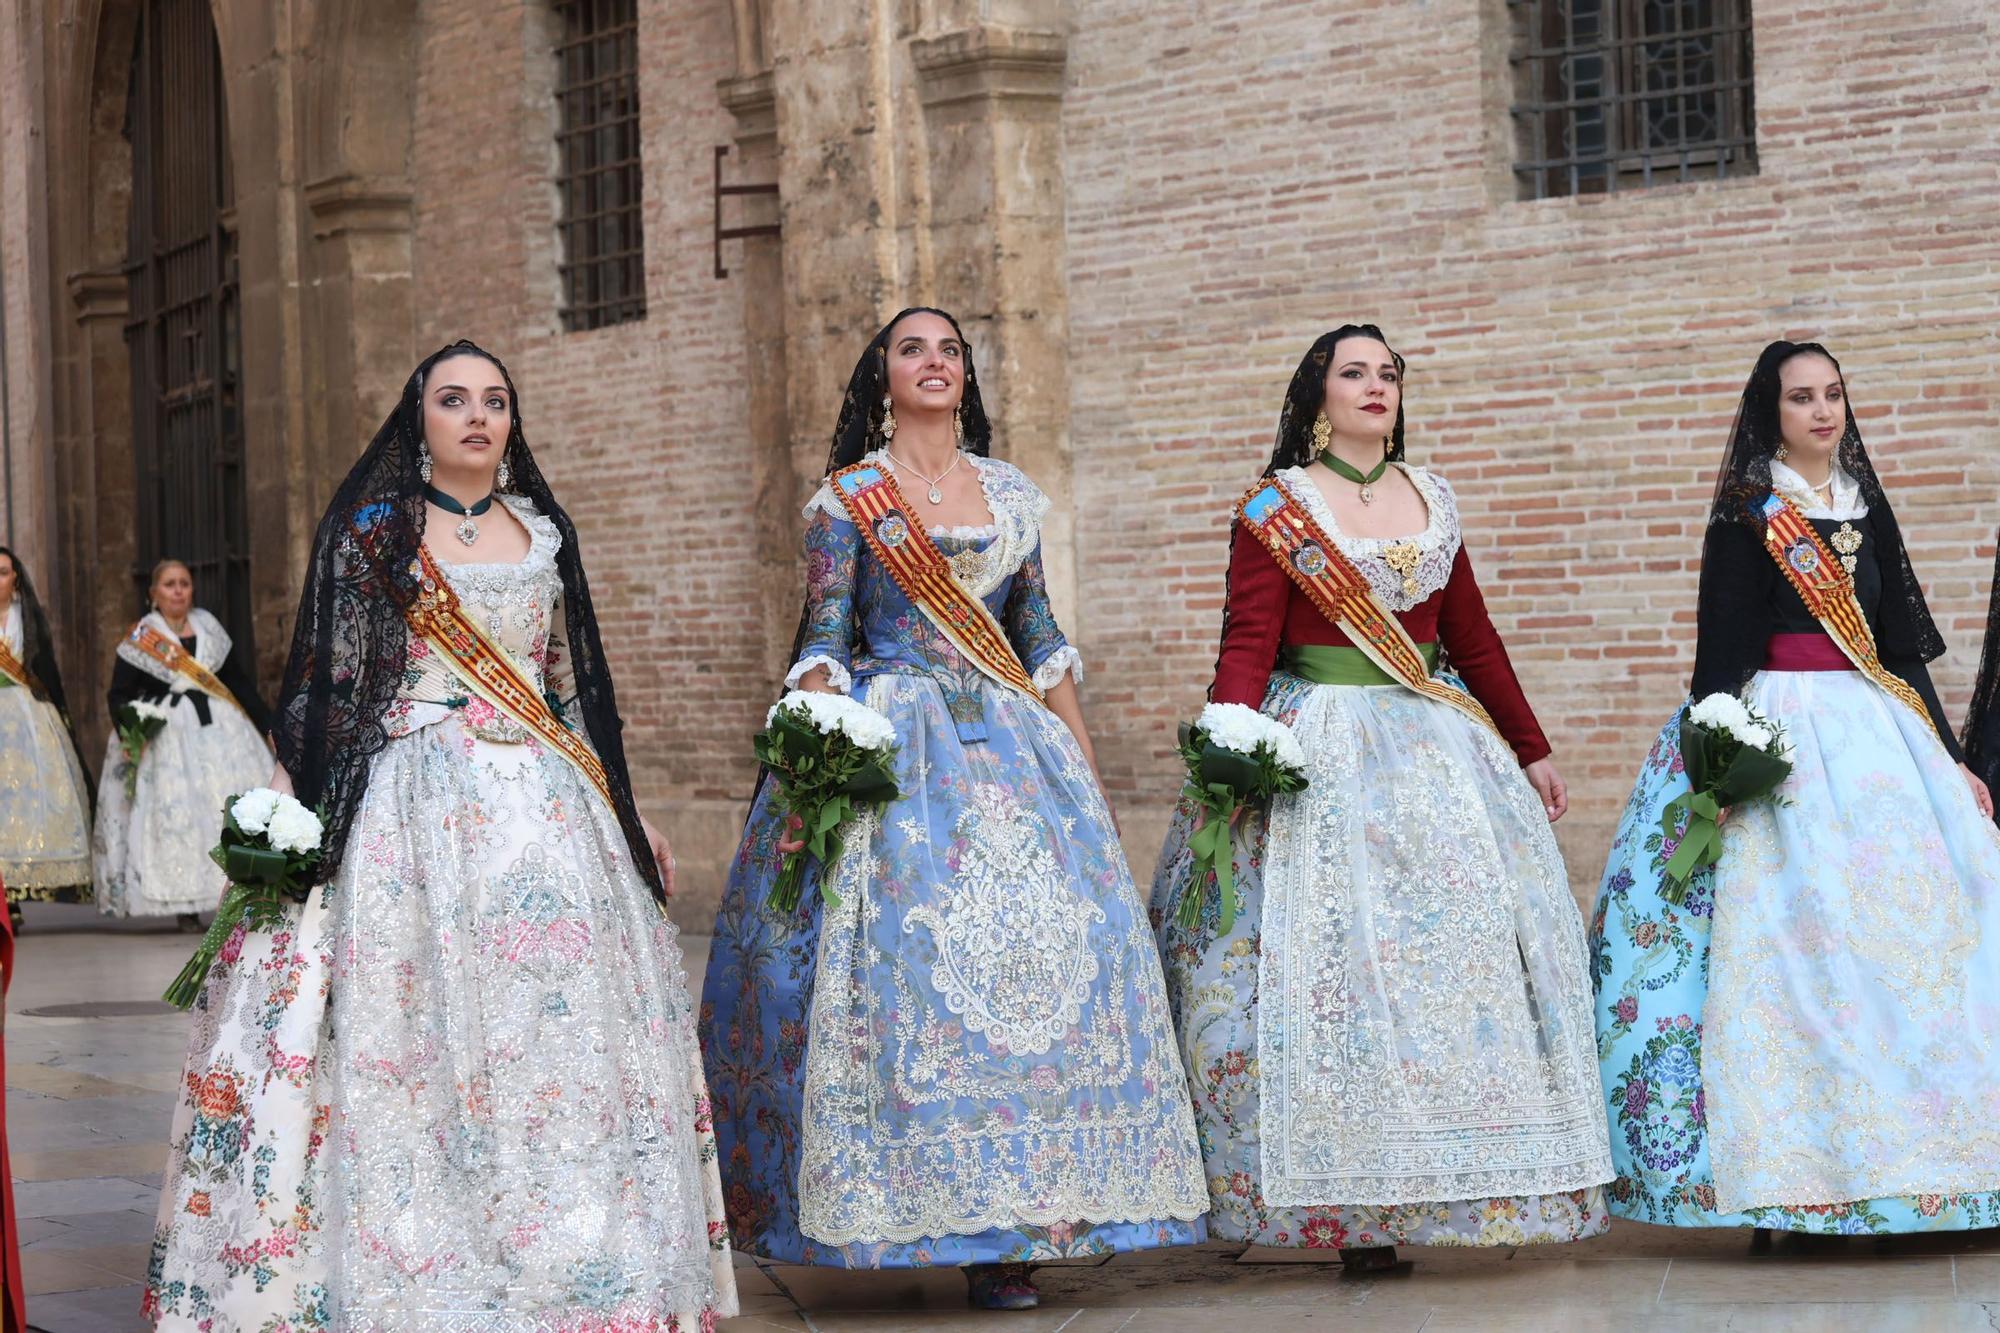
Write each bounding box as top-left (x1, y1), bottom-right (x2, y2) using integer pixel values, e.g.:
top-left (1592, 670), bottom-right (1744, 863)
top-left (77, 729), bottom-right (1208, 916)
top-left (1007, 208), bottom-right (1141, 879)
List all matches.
top-left (806, 451), bottom-right (1051, 598)
top-left (116, 606), bottom-right (232, 685)
top-left (427, 495), bottom-right (562, 595)
top-left (1770, 460), bottom-right (1867, 521)
top-left (1273, 463), bottom-right (1462, 612)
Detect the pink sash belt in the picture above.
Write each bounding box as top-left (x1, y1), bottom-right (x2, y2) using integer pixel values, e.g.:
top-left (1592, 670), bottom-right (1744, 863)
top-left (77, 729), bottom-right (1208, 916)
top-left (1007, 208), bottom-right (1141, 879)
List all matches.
top-left (1763, 632), bottom-right (1853, 672)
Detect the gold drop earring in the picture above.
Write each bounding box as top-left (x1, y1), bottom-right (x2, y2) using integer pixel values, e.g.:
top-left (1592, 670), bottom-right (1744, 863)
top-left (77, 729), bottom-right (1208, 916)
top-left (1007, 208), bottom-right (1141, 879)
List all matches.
top-left (880, 394), bottom-right (897, 443)
top-left (1311, 412), bottom-right (1332, 453)
top-left (953, 406), bottom-right (966, 448)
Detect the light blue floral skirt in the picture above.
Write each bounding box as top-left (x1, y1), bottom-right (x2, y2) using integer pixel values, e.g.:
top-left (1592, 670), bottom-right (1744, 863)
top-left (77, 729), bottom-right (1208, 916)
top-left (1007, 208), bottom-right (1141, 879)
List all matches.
top-left (1590, 679), bottom-right (2000, 1232)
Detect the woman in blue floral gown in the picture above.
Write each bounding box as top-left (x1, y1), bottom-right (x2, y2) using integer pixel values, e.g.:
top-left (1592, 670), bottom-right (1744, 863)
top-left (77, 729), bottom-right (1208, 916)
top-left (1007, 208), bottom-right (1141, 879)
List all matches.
top-left (700, 308), bottom-right (1207, 1310)
top-left (1591, 341), bottom-right (2000, 1235)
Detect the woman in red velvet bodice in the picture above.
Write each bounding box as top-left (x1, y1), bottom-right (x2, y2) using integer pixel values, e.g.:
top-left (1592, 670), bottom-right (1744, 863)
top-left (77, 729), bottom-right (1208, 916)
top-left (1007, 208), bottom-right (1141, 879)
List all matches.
top-left (1148, 325), bottom-right (1613, 1269)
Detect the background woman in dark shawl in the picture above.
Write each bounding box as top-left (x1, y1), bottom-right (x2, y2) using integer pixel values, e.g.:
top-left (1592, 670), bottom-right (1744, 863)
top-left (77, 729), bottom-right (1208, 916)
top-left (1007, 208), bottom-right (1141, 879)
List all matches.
top-left (143, 341), bottom-right (735, 1331)
top-left (701, 308), bottom-right (1205, 1311)
top-left (92, 558), bottom-right (271, 925)
top-left (0, 545), bottom-right (94, 921)
top-left (1590, 339), bottom-right (2000, 1236)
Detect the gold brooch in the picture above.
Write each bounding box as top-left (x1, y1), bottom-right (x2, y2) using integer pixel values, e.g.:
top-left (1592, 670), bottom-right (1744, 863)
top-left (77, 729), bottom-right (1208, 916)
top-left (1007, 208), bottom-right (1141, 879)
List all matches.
top-left (1830, 522), bottom-right (1863, 575)
top-left (1384, 541), bottom-right (1423, 600)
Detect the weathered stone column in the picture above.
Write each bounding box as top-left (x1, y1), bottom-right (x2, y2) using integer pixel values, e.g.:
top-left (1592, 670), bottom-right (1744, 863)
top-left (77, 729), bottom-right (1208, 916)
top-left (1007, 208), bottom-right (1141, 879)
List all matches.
top-left (718, 71), bottom-right (798, 684)
top-left (910, 22), bottom-right (1076, 629)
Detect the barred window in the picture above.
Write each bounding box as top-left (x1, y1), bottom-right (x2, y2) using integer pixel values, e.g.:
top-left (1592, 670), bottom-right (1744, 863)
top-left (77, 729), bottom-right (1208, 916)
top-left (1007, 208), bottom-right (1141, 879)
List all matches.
top-left (554, 0), bottom-right (644, 331)
top-left (1510, 0), bottom-right (1756, 200)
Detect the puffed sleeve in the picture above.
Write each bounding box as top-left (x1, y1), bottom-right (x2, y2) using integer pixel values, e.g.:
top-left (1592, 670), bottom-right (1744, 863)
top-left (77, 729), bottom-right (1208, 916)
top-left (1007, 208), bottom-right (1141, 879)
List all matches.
top-left (1208, 522), bottom-right (1290, 708)
top-left (1688, 521), bottom-right (1774, 702)
top-left (785, 497), bottom-right (861, 694)
top-left (1435, 545), bottom-right (1551, 767)
top-left (1001, 540), bottom-right (1082, 691)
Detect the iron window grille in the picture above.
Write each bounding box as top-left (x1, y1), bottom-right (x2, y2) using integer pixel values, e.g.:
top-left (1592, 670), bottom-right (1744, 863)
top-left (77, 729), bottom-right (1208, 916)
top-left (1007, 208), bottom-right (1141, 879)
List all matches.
top-left (1510, 0), bottom-right (1756, 200)
top-left (554, 0), bottom-right (645, 331)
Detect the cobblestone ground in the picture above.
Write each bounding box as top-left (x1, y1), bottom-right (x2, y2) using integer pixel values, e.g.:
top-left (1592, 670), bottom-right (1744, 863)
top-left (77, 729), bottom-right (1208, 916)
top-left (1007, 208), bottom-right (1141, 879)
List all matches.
top-left (12, 904), bottom-right (2000, 1332)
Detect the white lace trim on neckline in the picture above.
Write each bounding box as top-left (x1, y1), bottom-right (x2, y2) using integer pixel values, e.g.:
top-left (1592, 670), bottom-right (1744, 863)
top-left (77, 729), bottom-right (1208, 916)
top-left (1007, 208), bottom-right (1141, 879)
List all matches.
top-left (1276, 464), bottom-right (1461, 611)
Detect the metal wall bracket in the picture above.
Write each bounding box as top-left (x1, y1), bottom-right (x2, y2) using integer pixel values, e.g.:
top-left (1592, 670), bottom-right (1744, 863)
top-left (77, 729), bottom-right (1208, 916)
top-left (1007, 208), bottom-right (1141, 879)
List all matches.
top-left (713, 144), bottom-right (779, 279)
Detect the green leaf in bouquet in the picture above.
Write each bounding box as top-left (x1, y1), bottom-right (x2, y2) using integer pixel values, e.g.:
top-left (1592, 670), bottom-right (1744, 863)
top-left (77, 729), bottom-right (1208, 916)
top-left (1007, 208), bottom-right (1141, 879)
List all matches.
top-left (1196, 743), bottom-right (1264, 801)
top-left (224, 843), bottom-right (292, 884)
top-left (1715, 743), bottom-right (1792, 804)
top-left (839, 753), bottom-right (901, 801)
top-left (1677, 714), bottom-right (1718, 795)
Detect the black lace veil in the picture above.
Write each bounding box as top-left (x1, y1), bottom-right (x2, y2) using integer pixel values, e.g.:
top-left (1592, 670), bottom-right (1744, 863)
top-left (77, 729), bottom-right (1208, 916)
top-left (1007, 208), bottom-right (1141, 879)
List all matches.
top-left (1265, 324), bottom-right (1406, 475)
top-left (1962, 542), bottom-right (2000, 807)
top-left (275, 339), bottom-right (663, 898)
top-left (1706, 340), bottom-right (1943, 664)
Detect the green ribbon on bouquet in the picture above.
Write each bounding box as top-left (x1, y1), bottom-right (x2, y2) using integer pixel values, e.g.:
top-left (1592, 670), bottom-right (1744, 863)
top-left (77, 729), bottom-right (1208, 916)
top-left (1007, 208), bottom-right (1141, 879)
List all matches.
top-left (1658, 789), bottom-right (1722, 904)
top-left (1180, 786), bottom-right (1243, 933)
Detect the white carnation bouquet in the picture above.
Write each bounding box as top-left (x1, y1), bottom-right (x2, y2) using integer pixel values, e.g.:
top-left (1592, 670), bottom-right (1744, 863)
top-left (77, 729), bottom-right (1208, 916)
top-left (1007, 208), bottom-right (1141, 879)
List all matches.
top-left (1659, 692), bottom-right (1794, 903)
top-left (163, 788), bottom-right (326, 1008)
top-left (1174, 702), bottom-right (1309, 930)
top-left (112, 698), bottom-right (173, 799)
top-left (753, 690), bottom-right (901, 915)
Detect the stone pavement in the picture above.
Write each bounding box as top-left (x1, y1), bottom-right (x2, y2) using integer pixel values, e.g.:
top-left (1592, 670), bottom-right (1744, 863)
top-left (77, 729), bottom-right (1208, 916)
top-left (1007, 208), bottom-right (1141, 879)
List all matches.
top-left (11, 903), bottom-right (2000, 1332)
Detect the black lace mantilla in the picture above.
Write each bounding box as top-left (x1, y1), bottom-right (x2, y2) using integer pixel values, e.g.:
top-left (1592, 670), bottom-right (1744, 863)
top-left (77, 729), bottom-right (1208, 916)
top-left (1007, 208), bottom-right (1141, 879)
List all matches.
top-left (275, 340), bottom-right (662, 898)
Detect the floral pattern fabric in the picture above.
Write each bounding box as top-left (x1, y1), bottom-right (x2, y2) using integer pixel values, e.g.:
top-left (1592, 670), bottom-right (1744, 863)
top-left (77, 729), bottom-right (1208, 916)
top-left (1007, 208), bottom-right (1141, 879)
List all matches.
top-left (701, 472), bottom-right (1206, 1266)
top-left (0, 604), bottom-right (93, 899)
top-left (1149, 672), bottom-right (1611, 1246)
top-left (145, 503), bottom-right (735, 1330)
top-left (1590, 692), bottom-right (2000, 1232)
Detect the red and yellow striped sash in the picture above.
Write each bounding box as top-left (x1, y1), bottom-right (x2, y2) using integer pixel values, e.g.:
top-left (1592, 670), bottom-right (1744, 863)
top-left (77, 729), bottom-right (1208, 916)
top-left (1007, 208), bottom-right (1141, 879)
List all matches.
top-left (1236, 478), bottom-right (1502, 739)
top-left (405, 544), bottom-right (619, 810)
top-left (832, 462), bottom-right (1042, 701)
top-left (1758, 493), bottom-right (1937, 737)
top-left (0, 637), bottom-right (36, 693)
top-left (127, 624), bottom-right (246, 716)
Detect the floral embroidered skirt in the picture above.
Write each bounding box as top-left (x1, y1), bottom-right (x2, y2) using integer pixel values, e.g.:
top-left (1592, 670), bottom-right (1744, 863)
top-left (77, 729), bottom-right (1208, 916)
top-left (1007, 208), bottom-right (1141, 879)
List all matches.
top-left (701, 671), bottom-right (1207, 1267)
top-left (0, 685), bottom-right (92, 901)
top-left (144, 718), bottom-right (736, 1330)
top-left (1591, 674), bottom-right (2000, 1231)
top-left (95, 693), bottom-right (269, 916)
top-left (1149, 673), bottom-right (1612, 1248)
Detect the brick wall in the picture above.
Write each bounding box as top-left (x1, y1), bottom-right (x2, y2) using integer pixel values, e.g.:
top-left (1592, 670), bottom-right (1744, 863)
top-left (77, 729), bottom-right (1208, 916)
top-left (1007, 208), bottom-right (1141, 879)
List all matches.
top-left (1061, 0), bottom-right (2000, 901)
top-left (410, 0), bottom-right (763, 918)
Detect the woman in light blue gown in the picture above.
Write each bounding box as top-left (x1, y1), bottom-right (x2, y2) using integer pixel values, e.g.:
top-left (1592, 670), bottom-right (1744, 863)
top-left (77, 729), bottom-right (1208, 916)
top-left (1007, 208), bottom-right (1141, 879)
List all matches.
top-left (1591, 340), bottom-right (2000, 1235)
top-left (700, 308), bottom-right (1206, 1311)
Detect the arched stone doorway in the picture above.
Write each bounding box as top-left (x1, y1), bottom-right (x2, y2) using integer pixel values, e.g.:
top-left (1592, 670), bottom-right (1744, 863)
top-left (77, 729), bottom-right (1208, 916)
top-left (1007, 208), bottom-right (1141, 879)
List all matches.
top-left (124, 0), bottom-right (255, 657)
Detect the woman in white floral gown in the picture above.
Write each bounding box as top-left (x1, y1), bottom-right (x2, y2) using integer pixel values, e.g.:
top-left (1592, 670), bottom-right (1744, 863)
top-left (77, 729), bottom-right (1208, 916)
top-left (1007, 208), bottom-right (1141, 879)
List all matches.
top-left (143, 342), bottom-right (736, 1332)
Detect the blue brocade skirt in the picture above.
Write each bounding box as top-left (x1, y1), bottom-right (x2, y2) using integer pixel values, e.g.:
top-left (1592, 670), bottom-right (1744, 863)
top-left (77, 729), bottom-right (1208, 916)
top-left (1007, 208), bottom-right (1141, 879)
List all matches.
top-left (700, 670), bottom-right (1207, 1267)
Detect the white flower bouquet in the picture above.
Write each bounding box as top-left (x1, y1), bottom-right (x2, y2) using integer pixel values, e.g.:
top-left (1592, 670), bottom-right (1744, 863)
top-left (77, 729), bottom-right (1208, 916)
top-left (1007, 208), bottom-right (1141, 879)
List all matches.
top-left (1175, 702), bottom-right (1310, 931)
top-left (753, 690), bottom-right (901, 915)
top-left (1659, 692), bottom-right (1794, 903)
top-left (112, 699), bottom-right (173, 799)
top-left (163, 788), bottom-right (326, 1009)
